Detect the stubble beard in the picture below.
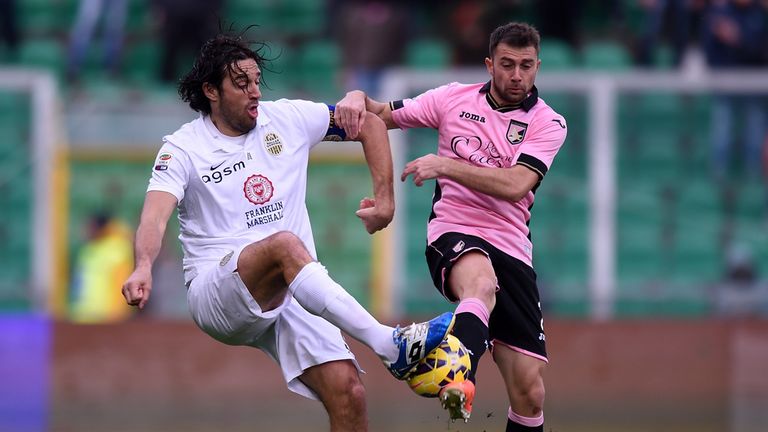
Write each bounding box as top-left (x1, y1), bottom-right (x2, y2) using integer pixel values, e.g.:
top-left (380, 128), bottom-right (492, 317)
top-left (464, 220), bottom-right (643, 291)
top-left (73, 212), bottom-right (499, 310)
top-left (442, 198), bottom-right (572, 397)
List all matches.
top-left (223, 105), bottom-right (257, 135)
top-left (493, 80), bottom-right (527, 106)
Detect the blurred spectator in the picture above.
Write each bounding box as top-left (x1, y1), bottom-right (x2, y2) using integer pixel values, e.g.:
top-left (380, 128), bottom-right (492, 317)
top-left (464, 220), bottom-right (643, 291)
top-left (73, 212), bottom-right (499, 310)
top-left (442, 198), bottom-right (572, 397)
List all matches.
top-left (714, 243), bottom-right (768, 317)
top-left (338, 0), bottom-right (409, 96)
top-left (634, 0), bottom-right (700, 67)
top-left (441, 0), bottom-right (526, 65)
top-left (442, 0), bottom-right (489, 65)
top-left (66, 0), bottom-right (128, 83)
top-left (152, 0), bottom-right (223, 83)
top-left (534, 0), bottom-right (584, 51)
top-left (701, 0), bottom-right (768, 180)
top-left (0, 0), bottom-right (20, 61)
top-left (69, 213), bottom-right (134, 323)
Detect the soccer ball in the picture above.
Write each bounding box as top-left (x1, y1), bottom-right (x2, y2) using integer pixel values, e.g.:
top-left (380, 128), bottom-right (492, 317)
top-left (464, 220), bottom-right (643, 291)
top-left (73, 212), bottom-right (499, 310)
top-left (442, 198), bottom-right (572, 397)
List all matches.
top-left (406, 334), bottom-right (471, 398)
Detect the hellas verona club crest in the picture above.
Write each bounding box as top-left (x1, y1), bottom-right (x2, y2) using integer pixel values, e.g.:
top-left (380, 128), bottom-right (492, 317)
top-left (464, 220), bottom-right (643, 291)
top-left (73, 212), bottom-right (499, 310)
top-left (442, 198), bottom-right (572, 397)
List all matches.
top-left (243, 174), bottom-right (274, 205)
top-left (264, 132), bottom-right (283, 156)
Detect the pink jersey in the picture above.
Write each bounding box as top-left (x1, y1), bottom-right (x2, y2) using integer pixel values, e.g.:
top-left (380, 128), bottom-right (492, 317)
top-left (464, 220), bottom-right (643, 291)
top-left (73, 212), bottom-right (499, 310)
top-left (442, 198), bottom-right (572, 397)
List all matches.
top-left (391, 81), bottom-right (567, 267)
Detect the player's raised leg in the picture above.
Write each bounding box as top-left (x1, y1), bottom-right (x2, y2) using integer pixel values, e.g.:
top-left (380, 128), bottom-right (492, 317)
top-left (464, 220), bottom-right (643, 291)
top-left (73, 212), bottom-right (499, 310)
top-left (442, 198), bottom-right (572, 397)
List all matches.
top-left (237, 231), bottom-right (454, 379)
top-left (300, 360), bottom-right (368, 432)
top-left (437, 250), bottom-right (495, 420)
top-left (493, 345), bottom-right (546, 432)
top-left (446, 252), bottom-right (496, 378)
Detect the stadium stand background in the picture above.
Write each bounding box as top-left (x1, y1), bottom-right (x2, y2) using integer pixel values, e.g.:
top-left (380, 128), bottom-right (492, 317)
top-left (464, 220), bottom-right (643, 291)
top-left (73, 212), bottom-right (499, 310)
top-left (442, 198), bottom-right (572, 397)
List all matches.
top-left (2, 0), bottom-right (766, 317)
top-left (2, 1), bottom-right (768, 431)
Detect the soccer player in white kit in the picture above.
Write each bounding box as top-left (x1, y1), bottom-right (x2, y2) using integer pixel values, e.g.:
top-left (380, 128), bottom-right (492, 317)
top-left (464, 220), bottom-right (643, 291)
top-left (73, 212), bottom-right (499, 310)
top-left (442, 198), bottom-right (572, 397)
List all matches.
top-left (121, 33), bottom-right (454, 432)
top-left (336, 22), bottom-right (567, 431)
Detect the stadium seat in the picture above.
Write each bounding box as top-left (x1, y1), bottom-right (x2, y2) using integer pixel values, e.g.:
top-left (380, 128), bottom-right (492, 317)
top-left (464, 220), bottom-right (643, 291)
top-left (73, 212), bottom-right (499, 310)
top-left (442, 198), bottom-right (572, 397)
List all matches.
top-left (18, 39), bottom-right (67, 80)
top-left (122, 40), bottom-right (161, 84)
top-left (636, 137), bottom-right (681, 177)
top-left (225, 0), bottom-right (282, 35)
top-left (689, 94), bottom-right (713, 126)
top-left (635, 93), bottom-right (685, 124)
top-left (617, 182), bottom-right (667, 284)
top-left (0, 166), bottom-right (32, 296)
top-left (582, 41), bottom-right (632, 70)
top-left (296, 40), bottom-right (340, 100)
top-left (652, 44), bottom-right (675, 69)
top-left (673, 212), bottom-right (721, 256)
top-left (405, 39), bottom-right (451, 69)
top-left (275, 0), bottom-right (325, 36)
top-left (0, 92), bottom-right (30, 124)
top-left (538, 40), bottom-right (577, 71)
top-left (259, 41), bottom-right (297, 98)
top-left (78, 76), bottom-right (129, 101)
top-left (732, 181), bottom-right (766, 217)
top-left (126, 0), bottom-right (152, 33)
top-left (580, 1), bottom-right (620, 38)
top-left (0, 127), bottom-right (25, 164)
top-left (261, 42), bottom-right (293, 74)
top-left (531, 188), bottom-right (588, 284)
top-left (539, 91), bottom-right (569, 114)
top-left (18, 0), bottom-right (76, 36)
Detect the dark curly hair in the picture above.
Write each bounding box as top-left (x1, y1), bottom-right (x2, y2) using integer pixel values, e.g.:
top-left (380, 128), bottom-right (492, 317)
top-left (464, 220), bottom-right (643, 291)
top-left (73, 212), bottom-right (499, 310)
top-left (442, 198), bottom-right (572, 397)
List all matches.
top-left (178, 30), bottom-right (268, 115)
top-left (489, 22), bottom-right (541, 57)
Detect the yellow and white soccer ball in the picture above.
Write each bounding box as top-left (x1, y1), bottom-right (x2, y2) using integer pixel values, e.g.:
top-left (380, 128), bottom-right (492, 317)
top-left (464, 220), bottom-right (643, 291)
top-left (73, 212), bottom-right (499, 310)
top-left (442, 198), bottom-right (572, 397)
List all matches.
top-left (406, 334), bottom-right (471, 398)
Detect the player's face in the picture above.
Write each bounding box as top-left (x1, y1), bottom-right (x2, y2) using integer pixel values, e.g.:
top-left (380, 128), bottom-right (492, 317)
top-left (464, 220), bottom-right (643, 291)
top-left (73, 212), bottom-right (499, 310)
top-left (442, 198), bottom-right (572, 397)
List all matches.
top-left (207, 58), bottom-right (262, 137)
top-left (485, 43), bottom-right (540, 106)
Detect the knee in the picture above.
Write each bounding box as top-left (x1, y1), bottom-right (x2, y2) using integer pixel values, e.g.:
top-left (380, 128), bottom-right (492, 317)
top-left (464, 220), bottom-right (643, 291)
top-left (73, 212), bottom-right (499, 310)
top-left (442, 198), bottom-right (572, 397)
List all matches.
top-left (325, 371), bottom-right (367, 418)
top-left (515, 374), bottom-right (545, 414)
top-left (527, 380), bottom-right (545, 412)
top-left (336, 371), bottom-right (365, 404)
top-left (465, 275), bottom-right (497, 306)
top-left (269, 231), bottom-right (311, 261)
top-left (343, 376), bottom-right (367, 410)
top-left (269, 231), bottom-right (304, 250)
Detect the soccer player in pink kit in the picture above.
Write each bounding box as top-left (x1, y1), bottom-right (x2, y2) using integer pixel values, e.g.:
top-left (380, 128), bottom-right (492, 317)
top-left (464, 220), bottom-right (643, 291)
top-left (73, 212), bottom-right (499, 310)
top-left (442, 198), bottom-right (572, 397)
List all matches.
top-left (336, 22), bottom-right (566, 431)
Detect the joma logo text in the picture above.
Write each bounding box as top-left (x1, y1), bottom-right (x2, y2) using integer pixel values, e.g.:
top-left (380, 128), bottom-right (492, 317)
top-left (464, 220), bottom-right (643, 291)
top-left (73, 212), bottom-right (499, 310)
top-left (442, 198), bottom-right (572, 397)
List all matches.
top-left (459, 111), bottom-right (486, 123)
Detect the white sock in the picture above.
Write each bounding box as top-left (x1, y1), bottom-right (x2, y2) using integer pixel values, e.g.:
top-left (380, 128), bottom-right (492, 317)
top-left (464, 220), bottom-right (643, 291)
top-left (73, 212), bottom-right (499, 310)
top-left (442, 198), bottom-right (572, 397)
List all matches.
top-left (289, 261), bottom-right (398, 363)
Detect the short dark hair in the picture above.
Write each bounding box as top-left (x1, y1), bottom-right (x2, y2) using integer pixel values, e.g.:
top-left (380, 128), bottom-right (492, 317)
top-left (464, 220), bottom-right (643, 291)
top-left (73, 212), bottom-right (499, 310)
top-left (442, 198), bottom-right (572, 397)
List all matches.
top-left (178, 32), bottom-right (267, 115)
top-left (488, 22), bottom-right (541, 57)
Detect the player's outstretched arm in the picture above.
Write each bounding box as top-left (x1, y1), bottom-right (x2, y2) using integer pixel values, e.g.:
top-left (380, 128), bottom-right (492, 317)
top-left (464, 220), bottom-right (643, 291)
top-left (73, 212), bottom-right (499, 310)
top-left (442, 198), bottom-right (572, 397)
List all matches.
top-left (355, 112), bottom-right (394, 234)
top-left (122, 191), bottom-right (177, 309)
top-left (336, 90), bottom-right (396, 139)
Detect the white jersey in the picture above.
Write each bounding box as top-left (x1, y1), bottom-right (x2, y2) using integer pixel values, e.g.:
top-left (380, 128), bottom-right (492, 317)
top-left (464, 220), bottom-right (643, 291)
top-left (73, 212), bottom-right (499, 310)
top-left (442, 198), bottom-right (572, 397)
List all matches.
top-left (148, 99), bottom-right (334, 283)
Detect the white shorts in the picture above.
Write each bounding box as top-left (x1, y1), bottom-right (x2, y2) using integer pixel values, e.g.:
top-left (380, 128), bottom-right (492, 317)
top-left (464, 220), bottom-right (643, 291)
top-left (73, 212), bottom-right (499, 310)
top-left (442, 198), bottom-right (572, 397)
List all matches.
top-left (186, 253), bottom-right (361, 401)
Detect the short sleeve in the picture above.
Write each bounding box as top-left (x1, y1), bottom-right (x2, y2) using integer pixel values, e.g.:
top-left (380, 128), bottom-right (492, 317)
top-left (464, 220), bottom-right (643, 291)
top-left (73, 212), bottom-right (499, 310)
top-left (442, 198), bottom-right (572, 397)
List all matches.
top-left (147, 141), bottom-right (190, 202)
top-left (390, 83), bottom-right (458, 129)
top-left (278, 99), bottom-right (333, 147)
top-left (515, 113), bottom-right (567, 179)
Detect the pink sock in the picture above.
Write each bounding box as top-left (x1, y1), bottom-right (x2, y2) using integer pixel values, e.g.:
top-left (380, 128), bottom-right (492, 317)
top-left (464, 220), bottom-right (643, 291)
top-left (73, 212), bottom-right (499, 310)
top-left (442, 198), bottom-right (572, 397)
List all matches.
top-left (508, 407), bottom-right (544, 427)
top-left (455, 297), bottom-right (489, 325)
